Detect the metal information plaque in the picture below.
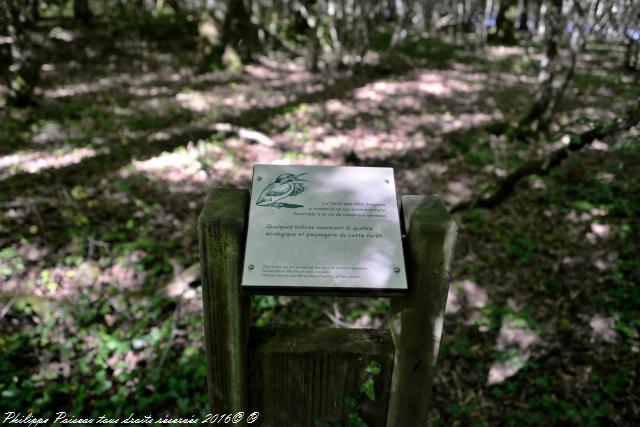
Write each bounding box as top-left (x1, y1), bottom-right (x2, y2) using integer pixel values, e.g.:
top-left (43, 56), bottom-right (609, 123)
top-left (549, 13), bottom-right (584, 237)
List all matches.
top-left (241, 165), bottom-right (408, 295)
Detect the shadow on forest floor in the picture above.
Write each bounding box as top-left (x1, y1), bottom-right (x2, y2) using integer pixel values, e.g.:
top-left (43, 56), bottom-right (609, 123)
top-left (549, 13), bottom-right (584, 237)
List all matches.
top-left (1, 23), bottom-right (639, 425)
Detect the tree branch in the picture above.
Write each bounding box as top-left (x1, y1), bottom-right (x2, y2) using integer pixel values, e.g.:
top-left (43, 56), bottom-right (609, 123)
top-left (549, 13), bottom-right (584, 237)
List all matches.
top-left (451, 97), bottom-right (640, 213)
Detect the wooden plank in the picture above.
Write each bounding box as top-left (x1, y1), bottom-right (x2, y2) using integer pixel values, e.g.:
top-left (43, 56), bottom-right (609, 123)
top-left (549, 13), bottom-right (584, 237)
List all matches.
top-left (248, 327), bottom-right (395, 427)
top-left (198, 188), bottom-right (251, 413)
top-left (386, 196), bottom-right (458, 427)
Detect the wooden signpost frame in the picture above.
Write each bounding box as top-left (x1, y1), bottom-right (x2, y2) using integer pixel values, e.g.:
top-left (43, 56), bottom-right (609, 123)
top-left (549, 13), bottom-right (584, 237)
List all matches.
top-left (199, 188), bottom-right (457, 427)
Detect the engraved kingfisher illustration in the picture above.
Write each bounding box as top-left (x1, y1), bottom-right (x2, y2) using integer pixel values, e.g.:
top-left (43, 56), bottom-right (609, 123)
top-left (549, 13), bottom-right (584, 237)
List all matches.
top-left (256, 172), bottom-right (308, 208)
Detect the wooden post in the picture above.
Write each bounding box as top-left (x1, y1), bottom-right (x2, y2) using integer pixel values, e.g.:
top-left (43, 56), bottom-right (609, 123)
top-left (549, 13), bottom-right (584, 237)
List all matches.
top-left (248, 327), bottom-right (394, 427)
top-left (386, 196), bottom-right (457, 427)
top-left (199, 190), bottom-right (456, 425)
top-left (198, 188), bottom-right (251, 414)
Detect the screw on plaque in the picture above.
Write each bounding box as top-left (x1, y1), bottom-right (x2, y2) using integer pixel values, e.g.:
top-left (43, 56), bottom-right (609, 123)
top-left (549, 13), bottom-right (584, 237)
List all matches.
top-left (394, 267), bottom-right (400, 273)
top-left (257, 176), bottom-right (262, 181)
top-left (384, 179), bottom-right (390, 184)
top-left (248, 264), bottom-right (254, 270)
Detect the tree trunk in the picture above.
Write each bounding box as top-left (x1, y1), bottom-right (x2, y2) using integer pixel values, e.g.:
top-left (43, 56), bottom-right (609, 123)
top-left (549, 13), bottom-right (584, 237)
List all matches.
top-left (625, 37), bottom-right (639, 70)
top-left (494, 0), bottom-right (517, 44)
top-left (546, 20), bottom-right (584, 122)
top-left (198, 10), bottom-right (225, 71)
top-left (224, 0), bottom-right (260, 63)
top-left (476, 0), bottom-right (490, 49)
top-left (306, 30), bottom-right (320, 72)
top-left (73, 0), bottom-right (92, 25)
top-left (31, 0), bottom-right (39, 21)
top-left (385, 0), bottom-right (413, 57)
top-left (292, 1), bottom-right (321, 72)
top-left (518, 0), bottom-right (528, 30)
top-left (535, 0), bottom-right (546, 38)
top-left (198, 0), bottom-right (260, 72)
top-left (519, 0), bottom-right (562, 133)
top-left (1, 0), bottom-right (40, 107)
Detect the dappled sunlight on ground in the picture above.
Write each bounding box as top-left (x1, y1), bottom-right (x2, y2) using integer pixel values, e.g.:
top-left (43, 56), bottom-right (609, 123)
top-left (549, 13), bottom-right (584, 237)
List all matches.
top-left (486, 45), bottom-right (526, 58)
top-left (447, 279), bottom-right (490, 328)
top-left (0, 146), bottom-right (103, 179)
top-left (589, 314), bottom-right (619, 344)
top-left (354, 71), bottom-right (479, 100)
top-left (43, 61), bottom-right (246, 101)
top-left (1, 246), bottom-right (146, 300)
top-left (125, 137), bottom-right (331, 193)
top-left (444, 180), bottom-right (474, 206)
top-left (1, 25), bottom-right (639, 423)
top-left (131, 144), bottom-right (209, 184)
top-left (487, 314), bottom-right (540, 385)
top-left (172, 64), bottom-right (324, 116)
top-left (43, 69), bottom-right (189, 99)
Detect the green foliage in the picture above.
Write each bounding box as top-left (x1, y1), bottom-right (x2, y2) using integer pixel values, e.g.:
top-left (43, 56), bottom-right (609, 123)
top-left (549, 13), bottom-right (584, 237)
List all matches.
top-left (315, 361), bottom-right (382, 427)
top-left (359, 378), bottom-right (375, 401)
top-left (0, 294), bottom-right (207, 417)
top-left (0, 6), bottom-right (638, 424)
top-left (464, 146), bottom-right (494, 169)
top-left (395, 36), bottom-right (458, 62)
top-left (613, 138), bottom-right (640, 156)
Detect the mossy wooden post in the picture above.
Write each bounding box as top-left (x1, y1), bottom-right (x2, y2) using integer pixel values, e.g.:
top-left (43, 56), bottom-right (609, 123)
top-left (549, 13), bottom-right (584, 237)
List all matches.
top-left (386, 196), bottom-right (457, 427)
top-left (198, 188), bottom-right (251, 414)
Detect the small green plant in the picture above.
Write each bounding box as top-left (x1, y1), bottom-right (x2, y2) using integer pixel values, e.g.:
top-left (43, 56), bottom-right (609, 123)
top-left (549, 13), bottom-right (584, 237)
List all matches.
top-left (315, 361), bottom-right (382, 427)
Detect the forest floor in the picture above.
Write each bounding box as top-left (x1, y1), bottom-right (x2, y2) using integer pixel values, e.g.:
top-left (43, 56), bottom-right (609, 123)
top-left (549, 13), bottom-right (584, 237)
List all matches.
top-left (1, 19), bottom-right (639, 426)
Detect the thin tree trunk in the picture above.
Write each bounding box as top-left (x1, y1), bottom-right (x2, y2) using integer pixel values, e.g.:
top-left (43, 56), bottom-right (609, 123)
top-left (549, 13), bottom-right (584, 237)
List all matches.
top-left (1, 0), bottom-right (40, 106)
top-left (326, 0), bottom-right (343, 65)
top-left (198, 0), bottom-right (260, 72)
top-left (293, 1), bottom-right (321, 71)
top-left (386, 0), bottom-right (412, 56)
top-left (476, 0), bottom-right (491, 49)
top-left (625, 37), bottom-right (639, 69)
top-left (518, 0), bottom-right (528, 30)
top-left (31, 0), bottom-right (39, 20)
top-left (536, 0), bottom-right (546, 38)
top-left (494, 0), bottom-right (517, 44)
top-left (546, 20), bottom-right (584, 123)
top-left (73, 0), bottom-right (92, 25)
top-left (519, 0), bottom-right (562, 133)
top-left (452, 96), bottom-right (640, 213)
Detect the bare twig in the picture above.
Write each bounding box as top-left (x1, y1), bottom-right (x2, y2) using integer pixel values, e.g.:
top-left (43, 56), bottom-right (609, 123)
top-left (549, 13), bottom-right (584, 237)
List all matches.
top-left (0, 297), bottom-right (16, 320)
top-left (323, 303), bottom-right (353, 328)
top-left (165, 262), bottom-right (200, 298)
top-left (87, 238), bottom-right (110, 260)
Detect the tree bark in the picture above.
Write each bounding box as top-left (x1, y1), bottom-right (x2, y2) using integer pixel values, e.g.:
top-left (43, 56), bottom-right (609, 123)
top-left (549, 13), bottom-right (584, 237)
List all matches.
top-left (476, 0), bottom-right (491, 49)
top-left (30, 0), bottom-right (39, 21)
top-left (1, 0), bottom-right (40, 107)
top-left (73, 0), bottom-right (92, 25)
top-left (224, 0), bottom-right (261, 63)
top-left (293, 1), bottom-right (321, 71)
top-left (385, 0), bottom-right (413, 56)
top-left (624, 37), bottom-right (639, 70)
top-left (519, 0), bottom-right (562, 133)
top-left (198, 0), bottom-right (260, 71)
top-left (517, 0), bottom-right (529, 30)
top-left (493, 0), bottom-right (517, 44)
